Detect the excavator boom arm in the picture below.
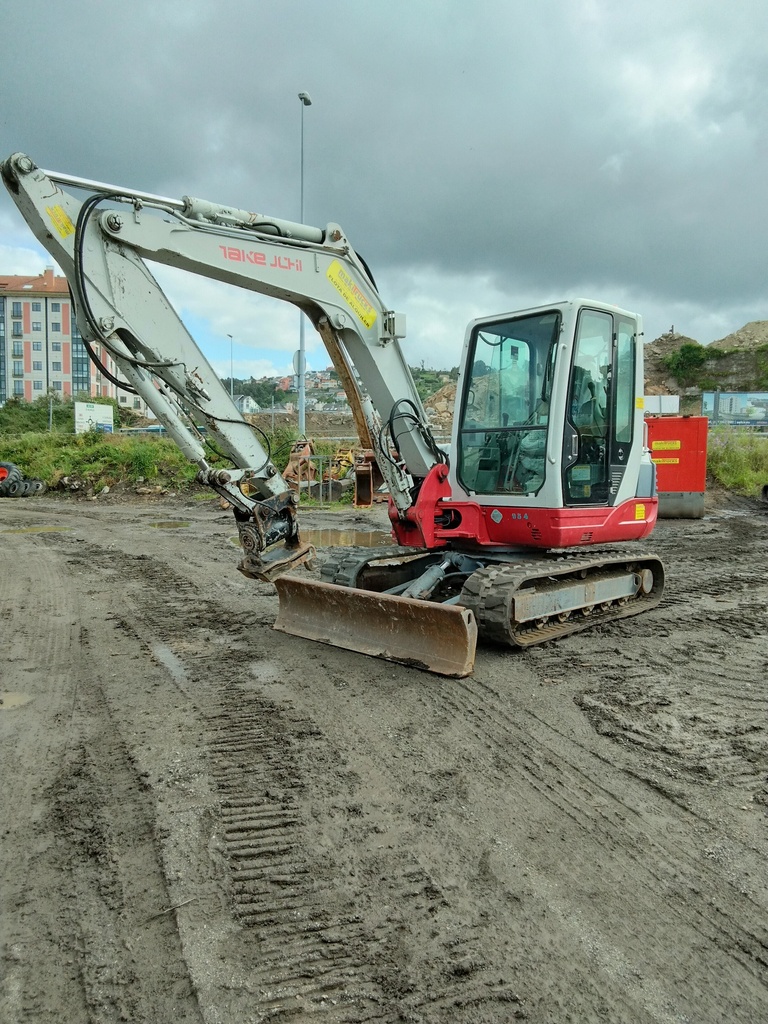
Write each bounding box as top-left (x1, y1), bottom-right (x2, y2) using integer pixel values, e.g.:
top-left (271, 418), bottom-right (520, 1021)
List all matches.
top-left (3, 154), bottom-right (442, 487)
top-left (2, 153), bottom-right (444, 575)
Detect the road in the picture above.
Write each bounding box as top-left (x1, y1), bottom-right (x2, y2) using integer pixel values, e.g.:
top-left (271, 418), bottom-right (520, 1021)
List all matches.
top-left (1, 490), bottom-right (767, 1023)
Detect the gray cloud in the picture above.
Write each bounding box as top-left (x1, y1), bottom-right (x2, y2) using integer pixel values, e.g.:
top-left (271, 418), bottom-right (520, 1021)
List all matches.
top-left (2, 0), bottom-right (767, 360)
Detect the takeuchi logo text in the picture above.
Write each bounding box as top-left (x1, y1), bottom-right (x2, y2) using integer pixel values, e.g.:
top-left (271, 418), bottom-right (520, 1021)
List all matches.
top-left (219, 246), bottom-right (303, 272)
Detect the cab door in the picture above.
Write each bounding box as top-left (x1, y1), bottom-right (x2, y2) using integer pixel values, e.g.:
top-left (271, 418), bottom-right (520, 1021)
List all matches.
top-left (561, 309), bottom-right (638, 506)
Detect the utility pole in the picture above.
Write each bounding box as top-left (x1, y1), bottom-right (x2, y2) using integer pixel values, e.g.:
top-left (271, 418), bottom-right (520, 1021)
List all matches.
top-left (297, 91), bottom-right (312, 435)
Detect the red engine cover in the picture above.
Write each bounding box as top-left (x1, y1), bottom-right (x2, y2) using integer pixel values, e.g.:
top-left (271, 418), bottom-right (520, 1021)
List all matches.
top-left (390, 465), bottom-right (657, 550)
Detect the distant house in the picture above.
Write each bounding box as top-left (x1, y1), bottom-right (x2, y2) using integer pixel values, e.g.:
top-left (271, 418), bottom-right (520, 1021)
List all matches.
top-left (234, 394), bottom-right (261, 414)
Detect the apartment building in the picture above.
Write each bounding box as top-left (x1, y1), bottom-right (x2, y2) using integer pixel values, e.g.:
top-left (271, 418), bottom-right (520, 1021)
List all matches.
top-left (0, 267), bottom-right (126, 406)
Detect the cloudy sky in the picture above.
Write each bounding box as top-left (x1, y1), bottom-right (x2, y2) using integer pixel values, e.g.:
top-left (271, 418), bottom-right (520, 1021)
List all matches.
top-left (2, 0), bottom-right (767, 380)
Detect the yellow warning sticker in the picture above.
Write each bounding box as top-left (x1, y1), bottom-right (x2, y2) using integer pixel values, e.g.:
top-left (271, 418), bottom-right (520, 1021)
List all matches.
top-left (652, 457), bottom-right (680, 465)
top-left (635, 396), bottom-right (645, 409)
top-left (651, 439), bottom-right (681, 450)
top-left (46, 204), bottom-right (75, 239)
top-left (326, 260), bottom-right (377, 328)
top-left (635, 503), bottom-right (646, 520)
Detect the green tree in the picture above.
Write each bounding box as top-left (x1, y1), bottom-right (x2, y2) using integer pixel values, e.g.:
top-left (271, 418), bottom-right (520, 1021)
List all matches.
top-left (661, 343), bottom-right (709, 386)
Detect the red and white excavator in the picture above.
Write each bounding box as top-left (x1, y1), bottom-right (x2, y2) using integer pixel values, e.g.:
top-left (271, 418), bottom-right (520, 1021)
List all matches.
top-left (2, 153), bottom-right (663, 676)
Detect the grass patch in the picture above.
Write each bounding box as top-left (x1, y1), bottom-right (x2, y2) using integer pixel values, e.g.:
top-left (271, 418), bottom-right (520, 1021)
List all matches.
top-left (0, 422), bottom-right (345, 496)
top-left (0, 432), bottom-right (197, 489)
top-left (707, 427), bottom-right (768, 496)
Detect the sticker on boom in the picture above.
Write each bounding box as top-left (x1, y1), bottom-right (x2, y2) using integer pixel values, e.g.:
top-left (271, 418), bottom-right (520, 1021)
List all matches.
top-left (327, 260), bottom-right (377, 328)
top-left (46, 205), bottom-right (75, 238)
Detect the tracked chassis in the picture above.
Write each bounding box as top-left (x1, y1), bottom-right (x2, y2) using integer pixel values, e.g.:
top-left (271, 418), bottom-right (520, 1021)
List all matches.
top-left (274, 545), bottom-right (664, 677)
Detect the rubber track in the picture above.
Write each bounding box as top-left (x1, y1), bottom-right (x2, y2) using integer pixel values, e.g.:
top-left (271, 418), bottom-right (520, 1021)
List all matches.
top-left (460, 549), bottom-right (664, 647)
top-left (321, 545), bottom-right (664, 649)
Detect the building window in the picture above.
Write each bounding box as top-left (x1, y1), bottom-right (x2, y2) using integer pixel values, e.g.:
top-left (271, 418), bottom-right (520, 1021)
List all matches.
top-left (32, 302), bottom-right (41, 312)
top-left (52, 381), bottom-right (62, 391)
top-left (51, 322), bottom-right (61, 332)
top-left (72, 335), bottom-right (90, 394)
top-left (12, 341), bottom-right (22, 357)
top-left (51, 302), bottom-right (61, 312)
top-left (119, 395), bottom-right (127, 404)
top-left (33, 380), bottom-right (43, 391)
top-left (52, 341), bottom-right (61, 351)
top-left (33, 360), bottom-right (42, 371)
top-left (52, 361), bottom-right (62, 372)
top-left (133, 398), bottom-right (142, 409)
top-left (32, 341), bottom-right (42, 351)
top-left (12, 301), bottom-right (22, 317)
top-left (13, 380), bottom-right (24, 396)
top-left (32, 321), bottom-right (42, 332)
top-left (12, 323), bottom-right (23, 338)
top-left (12, 360), bottom-right (23, 377)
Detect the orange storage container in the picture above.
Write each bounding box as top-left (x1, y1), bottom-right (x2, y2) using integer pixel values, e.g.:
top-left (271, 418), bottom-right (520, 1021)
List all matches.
top-left (645, 415), bottom-right (708, 518)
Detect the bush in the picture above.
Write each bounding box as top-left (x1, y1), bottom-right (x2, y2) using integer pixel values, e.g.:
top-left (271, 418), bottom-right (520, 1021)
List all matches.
top-left (0, 422), bottom-right (343, 496)
top-left (661, 343), bottom-right (709, 386)
top-left (0, 432), bottom-right (196, 489)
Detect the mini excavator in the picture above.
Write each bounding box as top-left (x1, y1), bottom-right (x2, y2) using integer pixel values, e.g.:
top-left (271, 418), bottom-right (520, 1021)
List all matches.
top-left (2, 153), bottom-right (663, 676)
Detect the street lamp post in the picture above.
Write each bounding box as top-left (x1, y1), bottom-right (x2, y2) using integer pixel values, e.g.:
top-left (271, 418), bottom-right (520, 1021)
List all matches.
top-left (227, 334), bottom-right (234, 398)
top-left (298, 91), bottom-right (312, 436)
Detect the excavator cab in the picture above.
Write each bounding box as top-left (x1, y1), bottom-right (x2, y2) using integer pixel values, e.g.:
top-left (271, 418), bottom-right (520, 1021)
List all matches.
top-left (452, 300), bottom-right (655, 548)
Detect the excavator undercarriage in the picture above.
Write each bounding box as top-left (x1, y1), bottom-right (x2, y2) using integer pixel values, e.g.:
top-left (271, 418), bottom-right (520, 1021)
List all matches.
top-left (274, 546), bottom-right (664, 676)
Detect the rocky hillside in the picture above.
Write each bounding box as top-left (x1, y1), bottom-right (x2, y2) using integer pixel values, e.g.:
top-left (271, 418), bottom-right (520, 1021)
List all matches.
top-left (645, 321), bottom-right (768, 396)
top-left (424, 382), bottom-right (457, 434)
top-left (643, 333), bottom-right (700, 393)
top-left (710, 320), bottom-right (768, 353)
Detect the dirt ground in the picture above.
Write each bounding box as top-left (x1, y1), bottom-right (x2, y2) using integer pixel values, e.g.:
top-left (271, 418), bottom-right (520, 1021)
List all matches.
top-left (1, 488), bottom-right (767, 1024)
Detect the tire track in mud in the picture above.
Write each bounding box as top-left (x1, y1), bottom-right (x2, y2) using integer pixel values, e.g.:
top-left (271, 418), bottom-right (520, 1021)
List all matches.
top-left (57, 542), bottom-right (397, 1017)
top-left (571, 628), bottom-right (767, 794)
top-left (51, 727), bottom-right (204, 1024)
top-left (554, 510), bottom-right (768, 798)
top-left (433, 668), bottom-right (768, 1016)
top-left (0, 530), bottom-right (203, 1024)
top-left (550, 508), bottom-right (768, 808)
top-left (68, 542), bottom-right (527, 1021)
top-left (0, 537), bottom-right (93, 1022)
top-left (205, 679), bottom-right (523, 1023)
top-left (26, 508), bottom-right (768, 1022)
top-left (207, 684), bottom-right (382, 1019)
top-left (651, 509), bottom-right (768, 607)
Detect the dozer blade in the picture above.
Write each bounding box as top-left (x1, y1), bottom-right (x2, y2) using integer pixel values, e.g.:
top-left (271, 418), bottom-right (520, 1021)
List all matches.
top-left (273, 577), bottom-right (477, 677)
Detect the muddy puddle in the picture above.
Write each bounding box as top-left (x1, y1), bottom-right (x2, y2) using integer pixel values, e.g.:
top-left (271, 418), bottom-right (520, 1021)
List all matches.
top-left (229, 527), bottom-right (392, 549)
top-left (302, 528), bottom-right (392, 547)
top-left (1, 526), bottom-right (71, 534)
top-left (0, 692), bottom-right (34, 710)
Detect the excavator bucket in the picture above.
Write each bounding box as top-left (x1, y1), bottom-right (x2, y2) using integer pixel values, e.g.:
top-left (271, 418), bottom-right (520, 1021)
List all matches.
top-left (273, 577), bottom-right (477, 677)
